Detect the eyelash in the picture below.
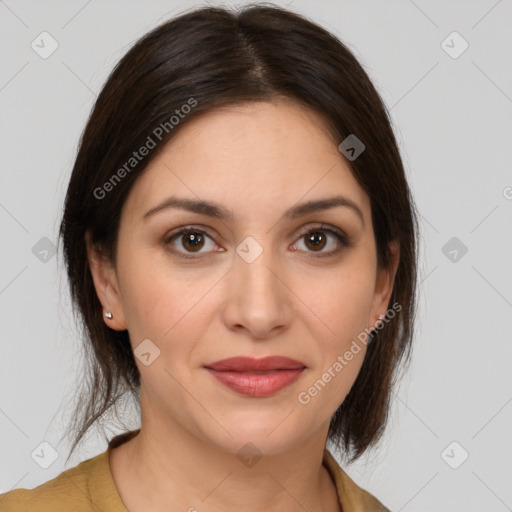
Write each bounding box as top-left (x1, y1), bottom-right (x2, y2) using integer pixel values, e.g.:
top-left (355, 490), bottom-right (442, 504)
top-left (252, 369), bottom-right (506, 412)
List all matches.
top-left (163, 224), bottom-right (352, 261)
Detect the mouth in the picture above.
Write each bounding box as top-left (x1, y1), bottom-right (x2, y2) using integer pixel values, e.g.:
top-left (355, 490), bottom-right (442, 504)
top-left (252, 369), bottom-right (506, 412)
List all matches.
top-left (203, 356), bottom-right (306, 397)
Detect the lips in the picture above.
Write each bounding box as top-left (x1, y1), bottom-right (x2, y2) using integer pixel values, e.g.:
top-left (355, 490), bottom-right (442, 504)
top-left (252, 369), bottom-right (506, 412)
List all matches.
top-left (204, 356), bottom-right (306, 397)
top-left (204, 356), bottom-right (306, 372)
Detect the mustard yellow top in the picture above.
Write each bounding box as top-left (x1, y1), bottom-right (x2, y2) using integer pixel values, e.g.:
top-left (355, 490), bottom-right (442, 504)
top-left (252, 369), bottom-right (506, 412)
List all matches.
top-left (0, 430), bottom-right (390, 511)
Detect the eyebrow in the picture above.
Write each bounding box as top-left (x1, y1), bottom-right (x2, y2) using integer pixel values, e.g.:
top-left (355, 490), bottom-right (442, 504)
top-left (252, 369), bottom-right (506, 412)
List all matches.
top-left (142, 195), bottom-right (365, 227)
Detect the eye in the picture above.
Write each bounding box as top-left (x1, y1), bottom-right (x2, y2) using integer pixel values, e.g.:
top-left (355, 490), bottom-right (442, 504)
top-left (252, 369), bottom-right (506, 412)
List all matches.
top-left (164, 224), bottom-right (351, 261)
top-left (164, 228), bottom-right (220, 259)
top-left (291, 225), bottom-right (350, 257)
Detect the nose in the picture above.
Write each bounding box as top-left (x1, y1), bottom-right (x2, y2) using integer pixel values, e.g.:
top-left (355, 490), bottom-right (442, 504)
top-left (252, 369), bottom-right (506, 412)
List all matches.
top-left (220, 244), bottom-right (293, 340)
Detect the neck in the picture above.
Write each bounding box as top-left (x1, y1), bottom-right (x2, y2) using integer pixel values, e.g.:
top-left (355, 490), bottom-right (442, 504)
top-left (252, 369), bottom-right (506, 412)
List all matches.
top-left (110, 414), bottom-right (341, 512)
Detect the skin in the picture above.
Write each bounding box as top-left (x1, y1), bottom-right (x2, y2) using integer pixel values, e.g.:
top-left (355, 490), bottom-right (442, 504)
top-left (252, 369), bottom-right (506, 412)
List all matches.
top-left (86, 98), bottom-right (399, 512)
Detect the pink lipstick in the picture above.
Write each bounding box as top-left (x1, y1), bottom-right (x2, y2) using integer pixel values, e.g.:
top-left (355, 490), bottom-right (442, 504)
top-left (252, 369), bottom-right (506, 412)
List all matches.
top-left (204, 356), bottom-right (306, 397)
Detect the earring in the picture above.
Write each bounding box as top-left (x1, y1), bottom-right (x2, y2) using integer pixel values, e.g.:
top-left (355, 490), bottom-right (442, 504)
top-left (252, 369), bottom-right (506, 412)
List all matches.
top-left (104, 311), bottom-right (113, 319)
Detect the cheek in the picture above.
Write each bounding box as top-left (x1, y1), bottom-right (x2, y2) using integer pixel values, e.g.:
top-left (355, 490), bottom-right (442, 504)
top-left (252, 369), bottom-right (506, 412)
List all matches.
top-left (115, 245), bottom-right (181, 339)
top-left (297, 276), bottom-right (371, 409)
top-left (118, 250), bottom-right (218, 353)
top-left (296, 264), bottom-right (375, 339)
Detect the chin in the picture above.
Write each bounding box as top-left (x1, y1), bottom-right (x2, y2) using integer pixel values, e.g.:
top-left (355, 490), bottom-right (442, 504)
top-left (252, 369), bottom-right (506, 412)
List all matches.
top-left (193, 411), bottom-right (310, 457)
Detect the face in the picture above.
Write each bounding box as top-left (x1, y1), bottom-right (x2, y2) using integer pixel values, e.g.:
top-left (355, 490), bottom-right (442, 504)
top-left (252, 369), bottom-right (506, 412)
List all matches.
top-left (87, 99), bottom-right (398, 456)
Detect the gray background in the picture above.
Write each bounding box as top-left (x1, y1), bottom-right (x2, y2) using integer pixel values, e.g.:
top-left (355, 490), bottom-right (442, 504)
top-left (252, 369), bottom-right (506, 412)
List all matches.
top-left (1, 0), bottom-right (511, 510)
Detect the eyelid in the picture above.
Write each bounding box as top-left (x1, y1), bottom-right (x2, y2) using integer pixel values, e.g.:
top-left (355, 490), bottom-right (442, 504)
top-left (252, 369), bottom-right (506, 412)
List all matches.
top-left (294, 223), bottom-right (350, 243)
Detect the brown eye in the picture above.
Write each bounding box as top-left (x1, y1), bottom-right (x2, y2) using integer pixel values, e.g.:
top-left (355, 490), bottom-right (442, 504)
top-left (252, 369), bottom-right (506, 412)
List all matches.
top-left (181, 232), bottom-right (205, 252)
top-left (292, 226), bottom-right (350, 257)
top-left (304, 231), bottom-right (327, 251)
top-left (165, 228), bottom-right (218, 257)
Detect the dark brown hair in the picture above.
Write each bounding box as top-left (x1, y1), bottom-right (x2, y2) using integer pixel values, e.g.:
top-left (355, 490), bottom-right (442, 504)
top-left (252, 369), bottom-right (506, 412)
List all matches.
top-left (58, 3), bottom-right (419, 465)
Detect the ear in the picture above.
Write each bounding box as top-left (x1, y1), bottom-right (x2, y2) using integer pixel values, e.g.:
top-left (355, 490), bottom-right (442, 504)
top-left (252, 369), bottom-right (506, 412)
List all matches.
top-left (369, 239), bottom-right (400, 328)
top-left (85, 230), bottom-right (127, 331)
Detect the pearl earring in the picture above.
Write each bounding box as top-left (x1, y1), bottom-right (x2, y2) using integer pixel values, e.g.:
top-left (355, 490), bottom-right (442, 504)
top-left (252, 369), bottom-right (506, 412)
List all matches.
top-left (104, 311), bottom-right (113, 319)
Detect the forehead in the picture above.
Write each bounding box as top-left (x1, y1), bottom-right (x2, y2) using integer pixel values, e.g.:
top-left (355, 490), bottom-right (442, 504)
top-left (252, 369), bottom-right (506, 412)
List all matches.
top-left (122, 100), bottom-right (370, 224)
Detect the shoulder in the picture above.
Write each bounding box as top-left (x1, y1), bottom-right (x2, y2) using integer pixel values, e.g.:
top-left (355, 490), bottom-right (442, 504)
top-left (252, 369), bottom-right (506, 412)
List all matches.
top-left (323, 449), bottom-right (392, 512)
top-left (0, 451), bottom-right (108, 512)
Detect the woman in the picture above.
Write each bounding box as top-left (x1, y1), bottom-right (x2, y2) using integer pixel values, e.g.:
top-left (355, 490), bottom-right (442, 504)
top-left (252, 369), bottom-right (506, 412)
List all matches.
top-left (0, 3), bottom-right (418, 511)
